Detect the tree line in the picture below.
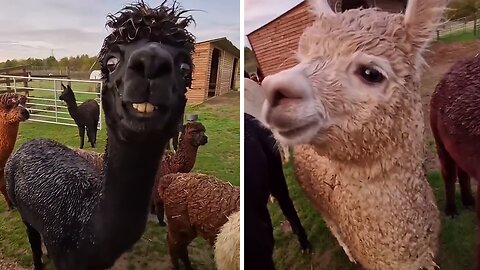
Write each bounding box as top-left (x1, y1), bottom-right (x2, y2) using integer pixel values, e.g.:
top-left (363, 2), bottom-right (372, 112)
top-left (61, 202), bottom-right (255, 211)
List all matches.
top-left (0, 54), bottom-right (101, 71)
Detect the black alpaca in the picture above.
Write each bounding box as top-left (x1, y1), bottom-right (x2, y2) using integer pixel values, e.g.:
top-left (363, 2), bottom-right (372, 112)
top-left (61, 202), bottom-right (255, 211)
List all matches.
top-left (59, 84), bottom-right (100, 149)
top-left (244, 113), bottom-right (311, 270)
top-left (5, 2), bottom-right (194, 269)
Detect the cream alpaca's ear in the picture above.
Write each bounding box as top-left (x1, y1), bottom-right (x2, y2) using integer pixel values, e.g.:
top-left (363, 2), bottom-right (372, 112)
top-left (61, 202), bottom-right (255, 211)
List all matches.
top-left (309, 0), bottom-right (335, 17)
top-left (404, 0), bottom-right (447, 53)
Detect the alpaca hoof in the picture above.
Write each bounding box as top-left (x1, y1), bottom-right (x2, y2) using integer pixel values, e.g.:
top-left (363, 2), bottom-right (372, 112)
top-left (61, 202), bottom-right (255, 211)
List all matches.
top-left (158, 220), bottom-right (167, 227)
top-left (462, 196), bottom-right (475, 209)
top-left (300, 241), bottom-right (312, 254)
top-left (445, 205), bottom-right (458, 217)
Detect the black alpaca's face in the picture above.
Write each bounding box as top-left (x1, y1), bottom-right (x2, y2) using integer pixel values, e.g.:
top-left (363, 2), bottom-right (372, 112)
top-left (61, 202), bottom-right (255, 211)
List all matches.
top-left (101, 39), bottom-right (192, 137)
top-left (59, 85), bottom-right (74, 102)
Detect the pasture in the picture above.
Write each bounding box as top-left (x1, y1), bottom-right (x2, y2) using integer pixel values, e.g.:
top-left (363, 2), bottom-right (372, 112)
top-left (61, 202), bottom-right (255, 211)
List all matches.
top-left (0, 91), bottom-right (240, 269)
top-left (268, 40), bottom-right (480, 269)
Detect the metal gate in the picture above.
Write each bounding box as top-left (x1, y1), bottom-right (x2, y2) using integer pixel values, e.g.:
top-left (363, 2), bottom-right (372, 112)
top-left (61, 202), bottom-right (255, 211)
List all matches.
top-left (0, 74), bottom-right (103, 130)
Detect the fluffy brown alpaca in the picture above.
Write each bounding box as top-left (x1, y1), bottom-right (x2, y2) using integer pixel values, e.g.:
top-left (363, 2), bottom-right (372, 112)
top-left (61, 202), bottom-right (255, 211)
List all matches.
top-left (152, 121), bottom-right (208, 225)
top-left (159, 173), bottom-right (239, 270)
top-left (429, 55), bottom-right (480, 268)
top-left (0, 93), bottom-right (29, 210)
top-left (259, 0), bottom-right (446, 268)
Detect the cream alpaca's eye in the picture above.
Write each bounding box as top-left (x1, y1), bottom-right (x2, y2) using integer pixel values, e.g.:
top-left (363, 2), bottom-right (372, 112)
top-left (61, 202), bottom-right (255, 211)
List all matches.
top-left (357, 65), bottom-right (385, 84)
top-left (107, 57), bottom-right (119, 72)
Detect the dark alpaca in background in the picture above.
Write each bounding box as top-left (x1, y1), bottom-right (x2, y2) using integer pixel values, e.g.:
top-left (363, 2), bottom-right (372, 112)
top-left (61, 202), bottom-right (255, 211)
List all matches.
top-left (167, 62), bottom-right (192, 152)
top-left (430, 55), bottom-right (479, 218)
top-left (59, 84), bottom-right (100, 149)
top-left (244, 113), bottom-right (311, 270)
top-left (6, 2), bottom-right (194, 269)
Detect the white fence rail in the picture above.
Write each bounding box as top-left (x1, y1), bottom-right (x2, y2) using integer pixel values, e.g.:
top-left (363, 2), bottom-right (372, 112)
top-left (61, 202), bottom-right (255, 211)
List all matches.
top-left (0, 75), bottom-right (103, 130)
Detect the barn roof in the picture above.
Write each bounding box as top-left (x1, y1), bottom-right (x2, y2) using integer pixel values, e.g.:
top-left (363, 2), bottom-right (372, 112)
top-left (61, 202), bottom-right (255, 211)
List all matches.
top-left (196, 37), bottom-right (240, 58)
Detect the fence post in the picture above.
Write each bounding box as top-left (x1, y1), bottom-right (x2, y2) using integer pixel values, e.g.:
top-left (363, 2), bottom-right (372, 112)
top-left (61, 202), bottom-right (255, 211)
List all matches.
top-left (474, 14), bottom-right (478, 36)
top-left (99, 81), bottom-right (102, 130)
top-left (54, 80), bottom-right (58, 124)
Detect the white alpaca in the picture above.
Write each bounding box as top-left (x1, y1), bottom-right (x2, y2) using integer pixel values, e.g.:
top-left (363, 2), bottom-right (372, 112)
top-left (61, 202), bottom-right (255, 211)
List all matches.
top-left (259, 0), bottom-right (446, 269)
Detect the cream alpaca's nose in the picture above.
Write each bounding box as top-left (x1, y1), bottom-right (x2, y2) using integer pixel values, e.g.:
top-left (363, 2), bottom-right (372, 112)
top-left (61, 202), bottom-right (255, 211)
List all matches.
top-left (262, 69), bottom-right (312, 108)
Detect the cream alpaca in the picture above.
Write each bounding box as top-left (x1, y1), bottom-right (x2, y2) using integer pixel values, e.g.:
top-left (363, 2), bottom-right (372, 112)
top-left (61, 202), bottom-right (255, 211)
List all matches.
top-left (214, 211), bottom-right (240, 270)
top-left (260, 0), bottom-right (446, 269)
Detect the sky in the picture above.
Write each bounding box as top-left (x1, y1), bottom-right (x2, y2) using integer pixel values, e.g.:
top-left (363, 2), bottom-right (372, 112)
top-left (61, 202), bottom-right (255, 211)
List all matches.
top-left (244, 0), bottom-right (301, 47)
top-left (0, 0), bottom-right (240, 61)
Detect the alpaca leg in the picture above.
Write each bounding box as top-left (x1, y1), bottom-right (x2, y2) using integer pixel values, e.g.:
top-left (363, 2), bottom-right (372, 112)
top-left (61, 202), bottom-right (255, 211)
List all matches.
top-left (435, 138), bottom-right (458, 217)
top-left (457, 167), bottom-right (475, 208)
top-left (78, 126), bottom-right (85, 149)
top-left (24, 222), bottom-right (43, 270)
top-left (172, 132), bottom-right (179, 151)
top-left (156, 200), bottom-right (167, 227)
top-left (87, 128), bottom-right (96, 148)
top-left (0, 172), bottom-right (13, 210)
top-left (167, 230), bottom-right (195, 270)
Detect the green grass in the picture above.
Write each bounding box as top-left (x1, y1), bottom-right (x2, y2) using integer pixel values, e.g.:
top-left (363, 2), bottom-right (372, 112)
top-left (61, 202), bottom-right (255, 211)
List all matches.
top-left (0, 92), bottom-right (239, 269)
top-left (440, 30), bottom-right (480, 43)
top-left (269, 162), bottom-right (476, 269)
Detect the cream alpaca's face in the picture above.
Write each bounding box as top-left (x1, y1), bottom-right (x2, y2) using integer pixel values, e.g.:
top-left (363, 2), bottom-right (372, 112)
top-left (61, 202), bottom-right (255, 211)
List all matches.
top-left (261, 0), bottom-right (445, 147)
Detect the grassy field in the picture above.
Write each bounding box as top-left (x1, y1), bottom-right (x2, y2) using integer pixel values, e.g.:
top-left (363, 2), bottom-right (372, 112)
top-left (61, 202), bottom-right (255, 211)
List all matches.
top-left (440, 30), bottom-right (480, 43)
top-left (0, 91), bottom-right (240, 269)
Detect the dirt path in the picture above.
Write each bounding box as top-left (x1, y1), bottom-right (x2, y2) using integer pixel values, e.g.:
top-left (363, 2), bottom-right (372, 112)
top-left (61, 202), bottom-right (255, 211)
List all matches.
top-left (0, 257), bottom-right (27, 270)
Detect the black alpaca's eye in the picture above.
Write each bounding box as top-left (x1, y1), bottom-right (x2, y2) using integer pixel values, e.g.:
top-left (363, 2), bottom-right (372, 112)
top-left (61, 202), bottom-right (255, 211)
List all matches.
top-left (180, 63), bottom-right (191, 77)
top-left (107, 57), bottom-right (119, 73)
top-left (357, 65), bottom-right (385, 84)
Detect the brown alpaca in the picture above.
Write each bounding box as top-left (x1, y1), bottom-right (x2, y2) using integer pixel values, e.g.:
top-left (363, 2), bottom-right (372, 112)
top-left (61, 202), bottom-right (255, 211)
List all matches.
top-left (0, 93), bottom-right (29, 210)
top-left (430, 55), bottom-right (480, 267)
top-left (152, 121), bottom-right (208, 225)
top-left (158, 173), bottom-right (240, 270)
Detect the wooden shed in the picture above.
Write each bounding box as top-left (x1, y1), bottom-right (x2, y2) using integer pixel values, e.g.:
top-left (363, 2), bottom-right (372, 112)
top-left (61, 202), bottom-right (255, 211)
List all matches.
top-left (247, 0), bottom-right (407, 78)
top-left (187, 37), bottom-right (240, 104)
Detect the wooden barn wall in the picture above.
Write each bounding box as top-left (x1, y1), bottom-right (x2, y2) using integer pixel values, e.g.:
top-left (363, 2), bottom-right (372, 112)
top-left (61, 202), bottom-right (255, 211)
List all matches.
top-left (248, 0), bottom-right (406, 77)
top-left (217, 48), bottom-right (239, 96)
top-left (247, 2), bottom-right (315, 77)
top-left (188, 42), bottom-right (211, 104)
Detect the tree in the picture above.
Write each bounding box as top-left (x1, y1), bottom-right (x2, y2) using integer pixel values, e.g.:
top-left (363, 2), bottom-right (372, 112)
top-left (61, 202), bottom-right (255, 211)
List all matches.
top-left (447, 0), bottom-right (480, 20)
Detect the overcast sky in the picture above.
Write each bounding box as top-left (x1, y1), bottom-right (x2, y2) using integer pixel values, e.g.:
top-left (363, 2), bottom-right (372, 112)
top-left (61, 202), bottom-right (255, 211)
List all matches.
top-left (244, 0), bottom-right (301, 47)
top-left (0, 0), bottom-right (240, 61)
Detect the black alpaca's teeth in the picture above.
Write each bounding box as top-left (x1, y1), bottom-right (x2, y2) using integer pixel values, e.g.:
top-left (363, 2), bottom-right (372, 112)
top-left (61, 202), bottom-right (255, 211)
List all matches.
top-left (132, 103), bottom-right (157, 113)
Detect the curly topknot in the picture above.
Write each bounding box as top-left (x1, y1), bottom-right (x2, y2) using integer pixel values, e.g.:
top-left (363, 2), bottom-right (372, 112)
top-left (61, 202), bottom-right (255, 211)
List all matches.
top-left (0, 93), bottom-right (26, 108)
top-left (99, 0), bottom-right (196, 70)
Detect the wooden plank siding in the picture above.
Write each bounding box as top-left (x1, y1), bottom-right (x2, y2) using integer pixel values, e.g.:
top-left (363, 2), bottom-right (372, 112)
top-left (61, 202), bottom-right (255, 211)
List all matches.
top-left (187, 42), bottom-right (211, 104)
top-left (247, 0), bottom-right (406, 77)
top-left (187, 41), bottom-right (240, 104)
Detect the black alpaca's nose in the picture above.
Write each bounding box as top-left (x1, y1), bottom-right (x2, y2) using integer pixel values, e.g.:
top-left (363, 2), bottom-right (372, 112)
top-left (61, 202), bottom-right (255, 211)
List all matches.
top-left (128, 43), bottom-right (173, 79)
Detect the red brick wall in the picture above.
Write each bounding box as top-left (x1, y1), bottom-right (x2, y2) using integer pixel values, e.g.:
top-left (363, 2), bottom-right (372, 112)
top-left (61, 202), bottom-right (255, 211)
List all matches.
top-left (247, 0), bottom-right (406, 77)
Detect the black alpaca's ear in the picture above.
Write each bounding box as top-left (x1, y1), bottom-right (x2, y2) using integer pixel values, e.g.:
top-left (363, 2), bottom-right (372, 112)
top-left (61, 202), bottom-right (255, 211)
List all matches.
top-left (61, 84), bottom-right (67, 90)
